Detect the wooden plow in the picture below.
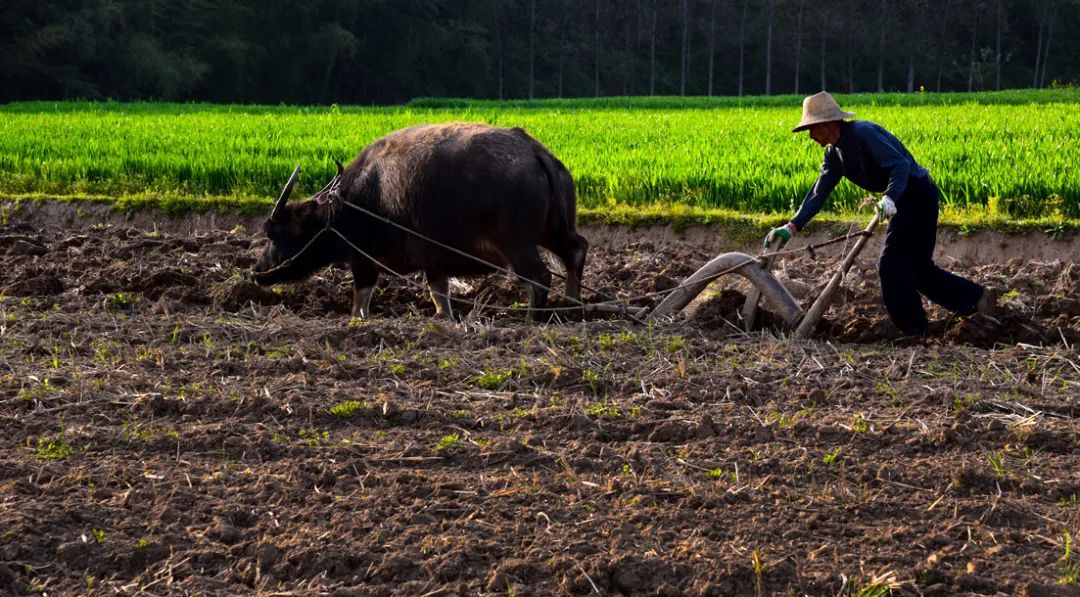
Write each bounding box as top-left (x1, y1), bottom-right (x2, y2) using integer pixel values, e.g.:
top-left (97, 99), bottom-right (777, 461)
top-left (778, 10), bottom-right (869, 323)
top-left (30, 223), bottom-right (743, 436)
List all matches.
top-left (646, 214), bottom-right (882, 340)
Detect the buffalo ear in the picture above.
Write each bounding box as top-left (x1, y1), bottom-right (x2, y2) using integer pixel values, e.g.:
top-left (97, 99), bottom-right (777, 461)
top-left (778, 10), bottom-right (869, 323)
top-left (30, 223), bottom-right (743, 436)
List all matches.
top-left (335, 159), bottom-right (344, 176)
top-left (271, 164), bottom-right (301, 223)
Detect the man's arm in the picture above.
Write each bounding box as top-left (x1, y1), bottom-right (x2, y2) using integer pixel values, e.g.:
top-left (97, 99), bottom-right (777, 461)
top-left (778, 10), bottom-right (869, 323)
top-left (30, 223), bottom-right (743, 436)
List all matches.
top-left (791, 149), bottom-right (842, 231)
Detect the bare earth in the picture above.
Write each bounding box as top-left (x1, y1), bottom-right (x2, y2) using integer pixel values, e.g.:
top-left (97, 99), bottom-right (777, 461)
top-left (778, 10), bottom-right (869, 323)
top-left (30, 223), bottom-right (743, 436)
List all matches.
top-left (1, 218), bottom-right (1079, 596)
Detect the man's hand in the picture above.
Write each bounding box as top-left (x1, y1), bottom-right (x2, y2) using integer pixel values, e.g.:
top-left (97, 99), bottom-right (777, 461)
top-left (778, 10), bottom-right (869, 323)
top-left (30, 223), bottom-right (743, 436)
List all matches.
top-left (877, 197), bottom-right (897, 218)
top-left (765, 222), bottom-right (798, 247)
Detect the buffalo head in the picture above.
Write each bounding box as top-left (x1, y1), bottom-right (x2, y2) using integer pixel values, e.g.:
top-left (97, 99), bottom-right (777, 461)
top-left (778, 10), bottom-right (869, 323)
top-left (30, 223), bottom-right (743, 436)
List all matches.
top-left (252, 162), bottom-right (344, 286)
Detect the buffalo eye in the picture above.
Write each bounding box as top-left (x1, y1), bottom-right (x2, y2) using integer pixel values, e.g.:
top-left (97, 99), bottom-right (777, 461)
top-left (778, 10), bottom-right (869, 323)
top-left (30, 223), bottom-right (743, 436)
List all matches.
top-left (263, 220), bottom-right (282, 241)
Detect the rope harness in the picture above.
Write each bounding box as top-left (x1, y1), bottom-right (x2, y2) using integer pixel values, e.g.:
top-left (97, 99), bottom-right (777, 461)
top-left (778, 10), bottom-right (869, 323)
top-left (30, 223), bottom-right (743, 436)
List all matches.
top-left (258, 193), bottom-right (875, 321)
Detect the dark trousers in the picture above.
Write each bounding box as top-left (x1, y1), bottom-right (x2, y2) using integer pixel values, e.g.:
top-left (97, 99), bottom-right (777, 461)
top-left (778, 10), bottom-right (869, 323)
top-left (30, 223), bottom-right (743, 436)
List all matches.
top-left (878, 175), bottom-right (983, 335)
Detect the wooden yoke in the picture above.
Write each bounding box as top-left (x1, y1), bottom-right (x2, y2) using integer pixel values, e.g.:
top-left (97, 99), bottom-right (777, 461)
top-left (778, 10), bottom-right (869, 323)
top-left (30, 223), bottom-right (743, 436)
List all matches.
top-left (792, 213), bottom-right (882, 340)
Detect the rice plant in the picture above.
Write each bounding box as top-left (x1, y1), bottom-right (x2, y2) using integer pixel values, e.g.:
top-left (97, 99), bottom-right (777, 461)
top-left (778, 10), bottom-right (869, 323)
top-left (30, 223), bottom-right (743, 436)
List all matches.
top-left (1, 90), bottom-right (1077, 220)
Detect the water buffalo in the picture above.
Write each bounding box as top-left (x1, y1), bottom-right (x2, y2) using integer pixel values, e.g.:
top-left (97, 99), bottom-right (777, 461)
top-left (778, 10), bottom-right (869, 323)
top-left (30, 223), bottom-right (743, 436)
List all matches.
top-left (252, 123), bottom-right (588, 320)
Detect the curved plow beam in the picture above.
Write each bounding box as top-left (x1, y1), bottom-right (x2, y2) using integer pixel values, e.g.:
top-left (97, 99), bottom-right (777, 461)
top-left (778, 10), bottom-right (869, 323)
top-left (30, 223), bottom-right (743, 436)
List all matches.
top-left (648, 252), bottom-right (805, 328)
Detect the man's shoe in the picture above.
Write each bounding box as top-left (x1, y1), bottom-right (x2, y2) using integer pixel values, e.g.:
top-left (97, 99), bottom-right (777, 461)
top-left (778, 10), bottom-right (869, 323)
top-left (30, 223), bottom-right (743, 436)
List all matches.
top-left (975, 287), bottom-right (1000, 320)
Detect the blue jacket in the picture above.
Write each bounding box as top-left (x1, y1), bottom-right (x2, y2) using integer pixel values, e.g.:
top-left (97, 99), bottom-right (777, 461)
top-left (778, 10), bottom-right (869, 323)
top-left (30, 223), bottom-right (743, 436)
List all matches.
top-left (792, 120), bottom-right (929, 230)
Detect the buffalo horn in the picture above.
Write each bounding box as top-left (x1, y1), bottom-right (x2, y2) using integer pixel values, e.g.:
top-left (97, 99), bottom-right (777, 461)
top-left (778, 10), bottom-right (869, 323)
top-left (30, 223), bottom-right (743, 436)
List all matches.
top-left (271, 164), bottom-right (301, 222)
top-left (314, 161), bottom-right (344, 198)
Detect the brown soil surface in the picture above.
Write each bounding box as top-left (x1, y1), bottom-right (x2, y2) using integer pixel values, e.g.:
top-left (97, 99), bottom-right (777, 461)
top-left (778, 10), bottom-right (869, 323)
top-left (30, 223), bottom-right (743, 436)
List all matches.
top-left (1, 221), bottom-right (1079, 596)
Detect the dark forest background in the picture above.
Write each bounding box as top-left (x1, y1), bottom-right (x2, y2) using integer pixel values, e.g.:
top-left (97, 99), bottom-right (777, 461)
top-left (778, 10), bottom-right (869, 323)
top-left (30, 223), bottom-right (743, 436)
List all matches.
top-left (1, 0), bottom-right (1077, 105)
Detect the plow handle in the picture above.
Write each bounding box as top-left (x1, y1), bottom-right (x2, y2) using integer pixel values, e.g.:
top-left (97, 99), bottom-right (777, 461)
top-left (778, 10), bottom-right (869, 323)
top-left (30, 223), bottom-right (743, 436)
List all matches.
top-left (793, 213), bottom-right (882, 341)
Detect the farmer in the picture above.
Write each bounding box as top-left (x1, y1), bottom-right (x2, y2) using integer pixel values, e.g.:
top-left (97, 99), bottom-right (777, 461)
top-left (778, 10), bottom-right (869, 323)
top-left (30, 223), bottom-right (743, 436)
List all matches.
top-left (765, 91), bottom-right (996, 336)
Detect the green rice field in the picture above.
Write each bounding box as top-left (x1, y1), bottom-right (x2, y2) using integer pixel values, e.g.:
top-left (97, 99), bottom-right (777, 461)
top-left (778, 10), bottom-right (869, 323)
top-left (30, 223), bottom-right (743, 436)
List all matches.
top-left (1, 90), bottom-right (1078, 226)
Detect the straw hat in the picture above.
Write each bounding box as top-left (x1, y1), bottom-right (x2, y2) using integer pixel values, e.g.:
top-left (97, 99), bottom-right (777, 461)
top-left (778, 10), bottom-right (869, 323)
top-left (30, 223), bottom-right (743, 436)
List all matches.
top-left (792, 91), bottom-right (855, 132)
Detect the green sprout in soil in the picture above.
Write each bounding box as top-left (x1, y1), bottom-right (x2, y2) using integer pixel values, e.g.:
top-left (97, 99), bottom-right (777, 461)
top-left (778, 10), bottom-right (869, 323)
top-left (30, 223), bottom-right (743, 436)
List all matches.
top-left (515, 357), bottom-right (530, 377)
top-left (585, 398), bottom-right (620, 419)
top-left (842, 570), bottom-right (900, 596)
top-left (706, 468), bottom-right (736, 482)
top-left (874, 382), bottom-right (898, 401)
top-left (329, 400), bottom-right (367, 418)
top-left (851, 414), bottom-right (870, 434)
top-left (751, 550), bottom-right (766, 597)
top-left (105, 292), bottom-right (140, 312)
top-left (665, 335), bottom-right (686, 352)
top-left (1047, 221), bottom-right (1067, 241)
top-left (476, 369), bottom-right (512, 390)
top-left (952, 394), bottom-right (978, 414)
top-left (435, 433), bottom-right (462, 453)
top-left (767, 410), bottom-right (797, 429)
top-left (299, 428), bottom-right (330, 447)
top-left (566, 335), bottom-right (585, 356)
top-left (135, 346), bottom-right (164, 368)
top-left (582, 368), bottom-right (602, 394)
top-left (847, 582), bottom-right (891, 597)
top-left (265, 345), bottom-right (295, 359)
top-left (1062, 532), bottom-right (1080, 586)
top-left (17, 378), bottom-right (55, 402)
top-left (986, 450), bottom-right (1008, 479)
top-left (32, 436), bottom-right (73, 461)
top-left (499, 407), bottom-right (529, 421)
top-left (598, 333), bottom-right (618, 350)
top-left (93, 342), bottom-right (111, 364)
top-left (121, 417), bottom-right (177, 442)
top-left (823, 447), bottom-right (843, 467)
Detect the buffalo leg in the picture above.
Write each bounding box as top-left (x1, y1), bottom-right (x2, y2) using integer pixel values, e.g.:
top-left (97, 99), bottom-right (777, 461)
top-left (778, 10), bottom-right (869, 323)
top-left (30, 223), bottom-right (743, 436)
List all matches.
top-left (542, 233), bottom-right (588, 302)
top-left (426, 273), bottom-right (454, 319)
top-left (563, 233), bottom-right (588, 301)
top-left (350, 263), bottom-right (379, 318)
top-left (509, 250), bottom-right (552, 321)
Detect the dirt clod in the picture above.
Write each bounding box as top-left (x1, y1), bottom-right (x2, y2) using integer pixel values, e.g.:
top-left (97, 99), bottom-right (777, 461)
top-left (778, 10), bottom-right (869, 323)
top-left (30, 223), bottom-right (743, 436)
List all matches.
top-left (3, 273), bottom-right (64, 296)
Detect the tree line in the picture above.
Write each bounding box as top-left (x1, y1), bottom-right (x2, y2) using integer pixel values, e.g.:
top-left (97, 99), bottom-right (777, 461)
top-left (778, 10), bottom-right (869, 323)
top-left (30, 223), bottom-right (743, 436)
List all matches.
top-left (1, 0), bottom-right (1077, 105)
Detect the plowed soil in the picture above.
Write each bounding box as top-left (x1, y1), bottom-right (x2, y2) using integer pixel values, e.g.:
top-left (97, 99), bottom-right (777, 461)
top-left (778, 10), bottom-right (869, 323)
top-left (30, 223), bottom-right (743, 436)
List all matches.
top-left (2, 221), bottom-right (1079, 596)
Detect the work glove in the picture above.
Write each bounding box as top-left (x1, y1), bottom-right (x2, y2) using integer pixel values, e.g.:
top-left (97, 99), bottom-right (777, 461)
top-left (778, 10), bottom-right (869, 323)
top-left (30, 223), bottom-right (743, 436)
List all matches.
top-left (877, 197), bottom-right (897, 218)
top-left (764, 222), bottom-right (798, 247)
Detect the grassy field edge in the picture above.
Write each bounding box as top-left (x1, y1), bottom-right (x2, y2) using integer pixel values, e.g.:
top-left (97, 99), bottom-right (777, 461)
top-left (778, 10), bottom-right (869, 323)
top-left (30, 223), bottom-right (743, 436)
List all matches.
top-left (4, 194), bottom-right (1077, 245)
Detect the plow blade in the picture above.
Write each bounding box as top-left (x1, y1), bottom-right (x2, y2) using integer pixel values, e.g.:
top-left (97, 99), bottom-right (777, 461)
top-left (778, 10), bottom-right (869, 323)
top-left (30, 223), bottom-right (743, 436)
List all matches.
top-left (648, 252), bottom-right (805, 328)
